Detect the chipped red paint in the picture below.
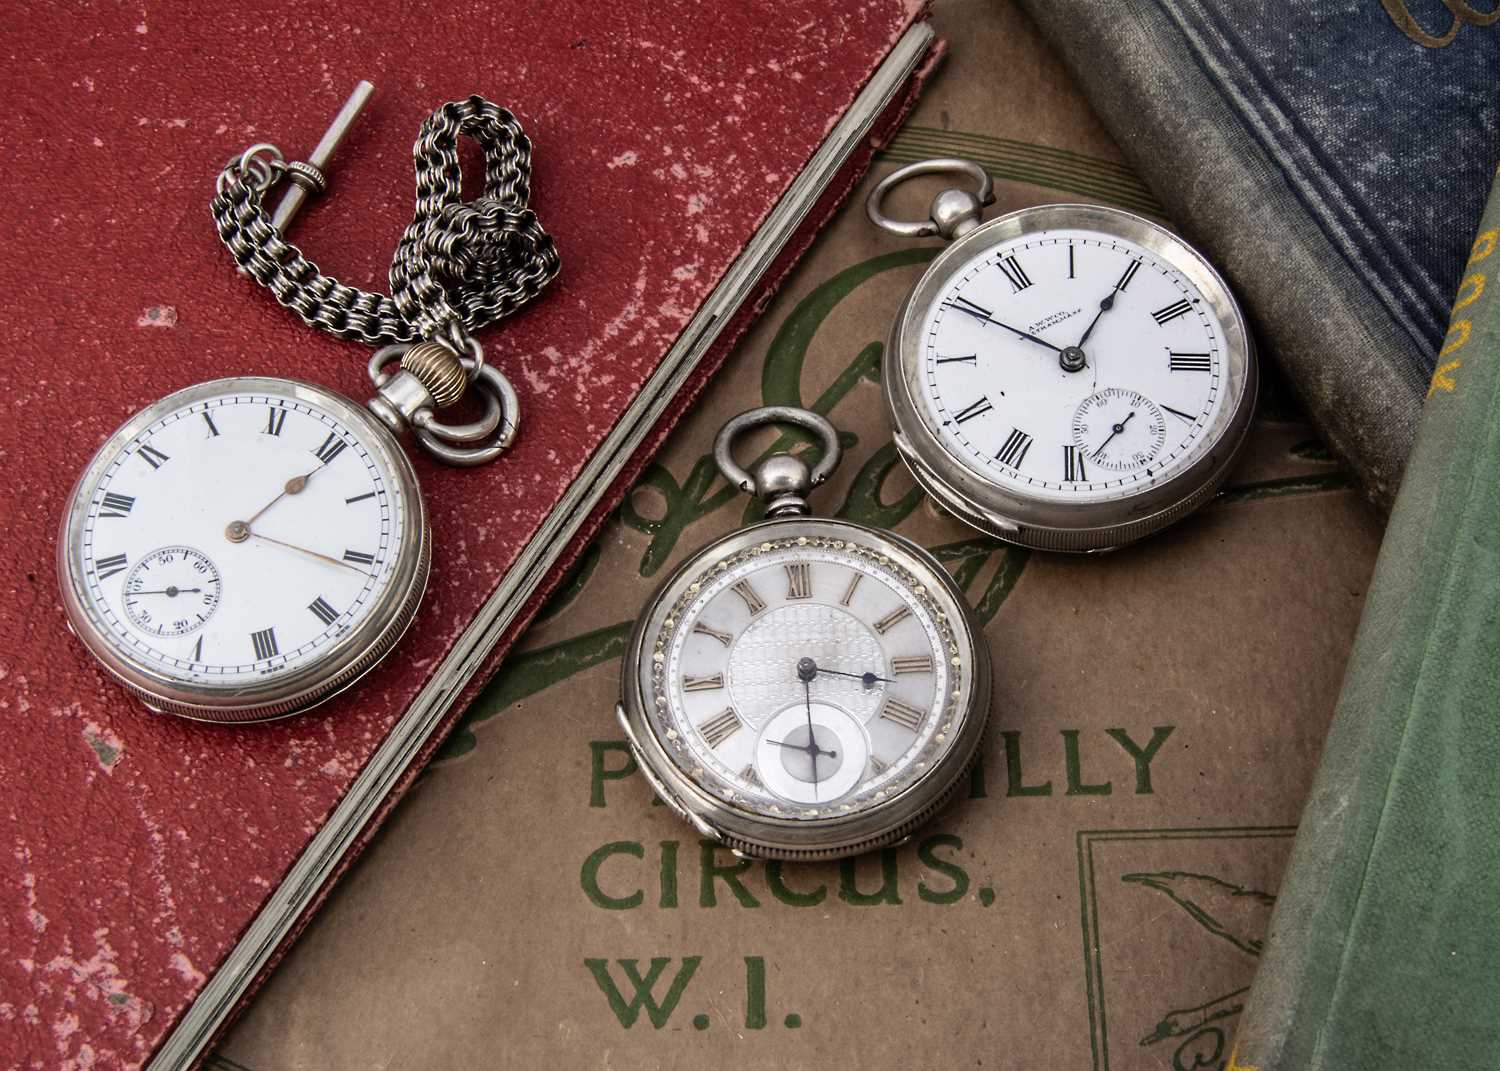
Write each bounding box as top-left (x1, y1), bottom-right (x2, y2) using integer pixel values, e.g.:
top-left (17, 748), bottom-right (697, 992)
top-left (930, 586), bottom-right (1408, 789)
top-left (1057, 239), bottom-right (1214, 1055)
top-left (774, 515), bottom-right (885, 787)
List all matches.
top-left (0, 2), bottom-right (933, 1067)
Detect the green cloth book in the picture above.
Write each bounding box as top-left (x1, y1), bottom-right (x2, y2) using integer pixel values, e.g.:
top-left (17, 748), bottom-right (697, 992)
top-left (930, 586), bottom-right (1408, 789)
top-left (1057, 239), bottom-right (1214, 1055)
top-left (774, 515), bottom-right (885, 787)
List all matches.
top-left (1232, 172), bottom-right (1500, 1069)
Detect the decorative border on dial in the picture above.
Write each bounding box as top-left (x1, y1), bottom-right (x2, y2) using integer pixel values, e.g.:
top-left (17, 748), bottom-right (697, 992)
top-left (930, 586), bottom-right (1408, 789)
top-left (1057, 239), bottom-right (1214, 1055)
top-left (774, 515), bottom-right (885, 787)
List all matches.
top-left (646, 532), bottom-right (965, 821)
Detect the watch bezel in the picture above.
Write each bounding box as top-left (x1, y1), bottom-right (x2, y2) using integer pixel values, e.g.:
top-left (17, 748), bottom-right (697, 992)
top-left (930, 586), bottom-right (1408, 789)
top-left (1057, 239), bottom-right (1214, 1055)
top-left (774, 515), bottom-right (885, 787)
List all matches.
top-left (619, 515), bottom-right (992, 860)
top-left (58, 376), bottom-right (430, 723)
top-left (884, 202), bottom-right (1257, 552)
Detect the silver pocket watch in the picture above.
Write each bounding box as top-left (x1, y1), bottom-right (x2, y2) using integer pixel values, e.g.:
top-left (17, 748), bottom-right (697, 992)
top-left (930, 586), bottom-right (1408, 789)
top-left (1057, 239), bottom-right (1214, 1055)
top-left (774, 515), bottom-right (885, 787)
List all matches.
top-left (619, 407), bottom-right (992, 860)
top-left (867, 159), bottom-right (1258, 552)
top-left (58, 83), bottom-right (559, 722)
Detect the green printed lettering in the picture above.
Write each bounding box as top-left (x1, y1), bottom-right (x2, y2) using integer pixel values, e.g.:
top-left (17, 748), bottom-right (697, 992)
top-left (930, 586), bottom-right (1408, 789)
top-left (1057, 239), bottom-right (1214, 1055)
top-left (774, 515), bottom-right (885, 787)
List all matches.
top-left (580, 841), bottom-right (644, 910)
top-left (699, 840), bottom-right (761, 907)
top-left (766, 861), bottom-right (827, 907)
top-left (1063, 730), bottom-right (1112, 796)
top-left (838, 849), bottom-right (903, 905)
top-left (584, 956), bottom-right (702, 1028)
top-left (1003, 730), bottom-right (1053, 796)
top-left (589, 740), bottom-right (638, 808)
top-left (745, 956), bottom-right (767, 1030)
top-left (1106, 726), bottom-right (1175, 794)
top-left (916, 834), bottom-right (970, 904)
top-left (659, 840), bottom-right (679, 909)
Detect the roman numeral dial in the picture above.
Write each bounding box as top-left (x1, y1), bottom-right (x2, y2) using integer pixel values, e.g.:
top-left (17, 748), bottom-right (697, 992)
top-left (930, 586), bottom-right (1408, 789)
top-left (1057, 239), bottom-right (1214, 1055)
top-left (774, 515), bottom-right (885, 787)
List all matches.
top-left (65, 388), bottom-right (409, 698)
top-left (655, 545), bottom-right (956, 816)
top-left (919, 231), bottom-right (1230, 500)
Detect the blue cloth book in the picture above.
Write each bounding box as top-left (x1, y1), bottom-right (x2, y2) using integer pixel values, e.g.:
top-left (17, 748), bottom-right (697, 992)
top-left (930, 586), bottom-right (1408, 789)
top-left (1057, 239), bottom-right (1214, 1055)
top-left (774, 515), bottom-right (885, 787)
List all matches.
top-left (1018, 0), bottom-right (1499, 506)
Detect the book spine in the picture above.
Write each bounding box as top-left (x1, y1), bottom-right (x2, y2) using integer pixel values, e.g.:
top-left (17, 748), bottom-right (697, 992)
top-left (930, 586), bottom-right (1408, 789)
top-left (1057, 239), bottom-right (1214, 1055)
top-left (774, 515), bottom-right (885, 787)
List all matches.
top-left (1013, 0), bottom-right (1425, 509)
top-left (1232, 171), bottom-right (1500, 1069)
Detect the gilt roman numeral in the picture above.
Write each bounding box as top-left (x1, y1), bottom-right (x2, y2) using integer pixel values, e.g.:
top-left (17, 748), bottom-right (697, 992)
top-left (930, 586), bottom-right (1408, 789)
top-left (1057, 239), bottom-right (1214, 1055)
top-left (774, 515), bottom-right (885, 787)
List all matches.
top-left (1152, 299), bottom-right (1194, 325)
top-left (93, 553), bottom-right (128, 580)
top-left (99, 492), bottom-right (135, 518)
top-left (693, 622), bottom-right (733, 647)
top-left (264, 407), bottom-right (288, 436)
top-left (202, 412), bottom-right (220, 437)
top-left (996, 427), bottom-right (1033, 469)
top-left (784, 562), bottom-right (812, 600)
top-left (698, 707), bottom-right (743, 749)
top-left (840, 572), bottom-right (863, 607)
top-left (137, 443), bottom-right (169, 470)
top-left (1063, 443), bottom-right (1088, 482)
top-left (891, 655), bottom-right (934, 675)
top-left (313, 431), bottom-right (348, 464)
top-left (1115, 259), bottom-right (1142, 291)
top-left (251, 627), bottom-right (279, 660)
top-left (997, 254), bottom-right (1033, 292)
top-left (870, 755), bottom-right (890, 775)
top-left (740, 764), bottom-right (760, 786)
top-left (873, 605), bottom-right (912, 635)
top-left (951, 396), bottom-right (993, 425)
top-left (308, 596), bottom-right (339, 626)
top-left (1067, 243), bottom-right (1076, 279)
top-left (682, 673), bottom-right (724, 692)
top-left (880, 697), bottom-right (927, 732)
top-left (729, 580), bottom-right (766, 616)
top-left (1168, 352), bottom-right (1213, 372)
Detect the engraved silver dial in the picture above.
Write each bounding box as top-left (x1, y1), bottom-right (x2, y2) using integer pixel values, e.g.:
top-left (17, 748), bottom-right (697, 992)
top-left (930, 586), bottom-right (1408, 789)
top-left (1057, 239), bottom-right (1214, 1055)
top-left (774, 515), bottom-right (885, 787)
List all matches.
top-left (622, 518), bottom-right (991, 860)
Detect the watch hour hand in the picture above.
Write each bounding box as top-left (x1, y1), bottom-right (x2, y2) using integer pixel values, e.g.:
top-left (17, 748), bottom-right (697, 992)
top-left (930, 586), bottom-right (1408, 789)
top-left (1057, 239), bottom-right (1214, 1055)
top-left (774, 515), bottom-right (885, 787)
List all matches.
top-left (1074, 290), bottom-right (1115, 349)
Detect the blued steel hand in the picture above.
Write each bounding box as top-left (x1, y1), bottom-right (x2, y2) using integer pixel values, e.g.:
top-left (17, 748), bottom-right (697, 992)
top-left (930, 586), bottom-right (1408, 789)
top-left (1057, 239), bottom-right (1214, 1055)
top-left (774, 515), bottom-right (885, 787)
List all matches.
top-left (803, 678), bottom-right (819, 796)
top-left (1075, 290), bottom-right (1116, 350)
top-left (812, 665), bottom-right (895, 688)
top-left (768, 737), bottom-right (837, 759)
top-left (1092, 409), bottom-right (1136, 458)
top-left (944, 297), bottom-right (1062, 353)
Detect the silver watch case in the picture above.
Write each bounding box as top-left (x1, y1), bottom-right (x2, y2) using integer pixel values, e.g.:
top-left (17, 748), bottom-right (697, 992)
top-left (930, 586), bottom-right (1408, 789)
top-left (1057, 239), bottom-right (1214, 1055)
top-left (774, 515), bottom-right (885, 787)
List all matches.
top-left (58, 376), bottom-right (431, 723)
top-left (618, 516), bottom-right (992, 860)
top-left (884, 203), bottom-right (1258, 553)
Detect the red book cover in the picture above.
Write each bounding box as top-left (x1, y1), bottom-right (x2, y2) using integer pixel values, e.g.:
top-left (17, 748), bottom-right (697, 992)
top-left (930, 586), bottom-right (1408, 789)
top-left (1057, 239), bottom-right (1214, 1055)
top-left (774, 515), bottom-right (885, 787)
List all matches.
top-left (0, 3), bottom-right (937, 1067)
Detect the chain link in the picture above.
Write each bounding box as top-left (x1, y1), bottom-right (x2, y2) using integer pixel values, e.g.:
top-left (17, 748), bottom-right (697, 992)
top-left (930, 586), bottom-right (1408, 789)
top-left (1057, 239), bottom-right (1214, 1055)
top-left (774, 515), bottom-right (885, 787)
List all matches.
top-left (210, 95), bottom-right (559, 349)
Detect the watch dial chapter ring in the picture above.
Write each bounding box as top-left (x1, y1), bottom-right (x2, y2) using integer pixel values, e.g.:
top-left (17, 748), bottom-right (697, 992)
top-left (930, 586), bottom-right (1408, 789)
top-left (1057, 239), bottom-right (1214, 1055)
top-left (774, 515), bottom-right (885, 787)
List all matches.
top-left (57, 376), bottom-right (431, 722)
top-left (618, 516), bottom-right (992, 860)
top-left (883, 202), bottom-right (1257, 551)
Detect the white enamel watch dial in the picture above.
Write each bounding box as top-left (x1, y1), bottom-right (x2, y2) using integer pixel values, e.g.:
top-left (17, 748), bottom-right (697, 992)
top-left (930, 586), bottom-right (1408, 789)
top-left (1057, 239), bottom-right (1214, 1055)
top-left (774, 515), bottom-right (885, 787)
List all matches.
top-left (875, 185), bottom-right (1256, 552)
top-left (59, 377), bottom-right (429, 722)
top-left (619, 409), bottom-right (991, 861)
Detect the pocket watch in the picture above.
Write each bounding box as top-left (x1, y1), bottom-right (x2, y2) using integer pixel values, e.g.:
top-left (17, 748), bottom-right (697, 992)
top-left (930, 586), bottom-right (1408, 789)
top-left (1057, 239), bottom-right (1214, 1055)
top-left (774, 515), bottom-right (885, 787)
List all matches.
top-left (618, 407), bottom-right (992, 860)
top-left (58, 84), bottom-right (558, 722)
top-left (867, 158), bottom-right (1258, 552)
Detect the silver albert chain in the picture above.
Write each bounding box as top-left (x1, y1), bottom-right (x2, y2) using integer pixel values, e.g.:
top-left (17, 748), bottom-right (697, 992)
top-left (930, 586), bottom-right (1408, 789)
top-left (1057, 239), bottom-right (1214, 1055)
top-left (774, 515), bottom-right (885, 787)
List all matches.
top-left (211, 82), bottom-right (560, 465)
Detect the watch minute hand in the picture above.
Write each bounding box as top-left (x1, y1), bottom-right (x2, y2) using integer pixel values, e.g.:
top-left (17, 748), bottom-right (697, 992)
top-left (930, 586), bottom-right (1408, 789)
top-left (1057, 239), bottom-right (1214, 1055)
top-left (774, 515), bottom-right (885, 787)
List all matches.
top-left (945, 299), bottom-right (1062, 353)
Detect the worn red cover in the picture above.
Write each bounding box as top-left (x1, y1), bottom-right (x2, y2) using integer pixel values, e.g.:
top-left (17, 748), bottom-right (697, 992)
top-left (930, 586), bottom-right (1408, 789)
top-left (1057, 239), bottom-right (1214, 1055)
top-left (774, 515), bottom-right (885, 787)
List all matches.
top-left (0, 3), bottom-right (934, 1067)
